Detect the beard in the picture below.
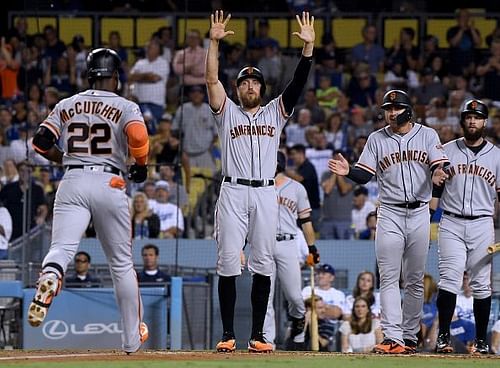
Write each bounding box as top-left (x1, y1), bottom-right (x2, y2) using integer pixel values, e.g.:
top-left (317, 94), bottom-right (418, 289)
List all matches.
top-left (463, 125), bottom-right (485, 142)
top-left (239, 92), bottom-right (261, 109)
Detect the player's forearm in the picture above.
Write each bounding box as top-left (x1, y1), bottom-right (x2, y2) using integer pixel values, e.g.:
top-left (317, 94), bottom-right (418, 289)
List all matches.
top-left (206, 39), bottom-right (220, 85)
top-left (346, 166), bottom-right (373, 184)
top-left (301, 221), bottom-right (316, 246)
top-left (302, 41), bottom-right (314, 58)
top-left (40, 146), bottom-right (64, 164)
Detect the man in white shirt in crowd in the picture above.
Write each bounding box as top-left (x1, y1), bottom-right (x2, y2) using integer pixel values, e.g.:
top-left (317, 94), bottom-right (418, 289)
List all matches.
top-left (286, 108), bottom-right (312, 147)
top-left (129, 39), bottom-right (169, 133)
top-left (0, 201), bottom-right (12, 260)
top-left (351, 185), bottom-right (376, 239)
top-left (173, 29), bottom-right (207, 90)
top-left (150, 180), bottom-right (184, 239)
top-left (302, 263), bottom-right (345, 320)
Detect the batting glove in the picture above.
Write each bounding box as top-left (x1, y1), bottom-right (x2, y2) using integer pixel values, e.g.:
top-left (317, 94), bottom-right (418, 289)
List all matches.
top-left (306, 245), bottom-right (320, 266)
top-left (128, 164), bottom-right (148, 183)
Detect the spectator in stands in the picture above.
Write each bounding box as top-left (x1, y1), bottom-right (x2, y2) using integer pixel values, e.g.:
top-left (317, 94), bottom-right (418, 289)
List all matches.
top-left (44, 86), bottom-right (60, 111)
top-left (425, 98), bottom-right (459, 132)
top-left (316, 74), bottom-right (341, 110)
top-left (129, 39), bottom-right (169, 133)
top-left (158, 165), bottom-right (189, 210)
top-left (287, 144), bottom-right (320, 231)
top-left (0, 129), bottom-right (12, 168)
top-left (249, 18), bottom-right (280, 51)
top-left (285, 108), bottom-right (312, 147)
top-left (420, 273), bottom-right (438, 351)
top-left (437, 124), bottom-right (457, 144)
top-left (350, 24), bottom-right (385, 75)
top-left (446, 8), bottom-right (482, 77)
top-left (351, 185), bottom-right (376, 239)
top-left (491, 320), bottom-right (500, 354)
top-left (302, 263), bottom-right (345, 320)
top-left (137, 244), bottom-right (171, 285)
top-left (27, 84), bottom-right (47, 118)
top-left (131, 192), bottom-right (160, 239)
top-left (383, 60), bottom-right (409, 92)
top-left (68, 34), bottom-right (89, 91)
top-left (44, 56), bottom-right (76, 98)
top-left (304, 295), bottom-right (339, 351)
top-left (65, 251), bottom-right (101, 288)
top-left (150, 180), bottom-right (184, 238)
top-left (343, 271), bottom-right (380, 320)
top-left (346, 64), bottom-right (378, 108)
top-left (154, 26), bottom-right (174, 64)
top-left (1, 159), bottom-right (18, 185)
top-left (107, 31), bottom-right (129, 88)
top-left (358, 211), bottom-right (377, 240)
top-left (348, 135), bottom-right (367, 163)
top-left (476, 37), bottom-right (500, 102)
top-left (295, 88), bottom-right (325, 125)
top-left (306, 130), bottom-right (332, 182)
top-left (42, 25), bottom-right (66, 70)
top-left (347, 107), bottom-right (373, 146)
top-left (0, 38), bottom-right (21, 103)
top-left (0, 161), bottom-right (47, 239)
top-left (173, 85), bottom-right (217, 174)
top-left (219, 42), bottom-right (246, 96)
top-left (412, 67), bottom-right (448, 106)
top-left (0, 200), bottom-right (12, 260)
top-left (486, 112), bottom-right (500, 145)
top-left (320, 151), bottom-right (354, 239)
top-left (324, 112), bottom-right (349, 152)
top-left (315, 33), bottom-right (344, 77)
top-left (340, 296), bottom-right (383, 353)
top-left (173, 29), bottom-right (206, 90)
top-left (420, 35), bottom-right (442, 70)
top-left (19, 46), bottom-right (44, 92)
top-left (386, 27), bottom-right (419, 77)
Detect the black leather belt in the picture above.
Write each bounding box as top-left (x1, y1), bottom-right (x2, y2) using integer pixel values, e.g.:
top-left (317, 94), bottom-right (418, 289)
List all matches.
top-left (276, 234), bottom-right (295, 242)
top-left (391, 201), bottom-right (425, 209)
top-left (223, 176), bottom-right (274, 187)
top-left (443, 210), bottom-right (491, 220)
top-left (66, 165), bottom-right (121, 175)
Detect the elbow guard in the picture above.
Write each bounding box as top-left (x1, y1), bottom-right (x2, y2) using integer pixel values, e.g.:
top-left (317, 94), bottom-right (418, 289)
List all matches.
top-left (32, 126), bottom-right (57, 153)
top-left (127, 123), bottom-right (149, 160)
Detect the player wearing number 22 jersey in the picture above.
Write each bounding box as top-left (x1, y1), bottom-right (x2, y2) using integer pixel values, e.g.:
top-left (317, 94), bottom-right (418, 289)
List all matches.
top-left (29, 48), bottom-right (149, 354)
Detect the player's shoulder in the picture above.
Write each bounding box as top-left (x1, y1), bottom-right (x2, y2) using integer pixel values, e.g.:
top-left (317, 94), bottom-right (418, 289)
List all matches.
top-left (443, 138), bottom-right (461, 149)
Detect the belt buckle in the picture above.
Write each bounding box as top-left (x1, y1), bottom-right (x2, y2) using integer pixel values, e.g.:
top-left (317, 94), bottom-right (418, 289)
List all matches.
top-left (251, 180), bottom-right (260, 187)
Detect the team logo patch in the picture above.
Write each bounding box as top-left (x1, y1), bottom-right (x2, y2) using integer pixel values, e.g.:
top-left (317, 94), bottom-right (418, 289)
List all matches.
top-left (389, 92), bottom-right (396, 101)
top-left (470, 101), bottom-right (478, 109)
top-left (248, 66), bottom-right (254, 75)
top-left (435, 144), bottom-right (443, 150)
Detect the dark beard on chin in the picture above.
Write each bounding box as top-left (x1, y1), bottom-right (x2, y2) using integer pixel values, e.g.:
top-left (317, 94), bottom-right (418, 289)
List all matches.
top-left (463, 126), bottom-right (484, 142)
top-left (240, 94), bottom-right (261, 109)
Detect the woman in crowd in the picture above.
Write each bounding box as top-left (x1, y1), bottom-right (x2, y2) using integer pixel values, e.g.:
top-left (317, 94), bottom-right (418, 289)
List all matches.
top-left (340, 296), bottom-right (383, 352)
top-left (343, 271), bottom-right (380, 319)
top-left (131, 192), bottom-right (160, 239)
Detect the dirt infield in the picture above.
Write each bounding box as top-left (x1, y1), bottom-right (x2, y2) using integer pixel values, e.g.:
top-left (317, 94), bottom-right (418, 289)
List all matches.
top-left (1, 349), bottom-right (500, 363)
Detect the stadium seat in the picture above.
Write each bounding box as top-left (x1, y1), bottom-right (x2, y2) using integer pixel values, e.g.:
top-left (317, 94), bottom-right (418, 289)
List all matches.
top-left (18, 17), bottom-right (56, 36)
top-left (136, 18), bottom-right (170, 47)
top-left (59, 17), bottom-right (92, 45)
top-left (101, 18), bottom-right (134, 47)
top-left (426, 19), bottom-right (456, 48)
top-left (383, 18), bottom-right (418, 49)
top-left (332, 18), bottom-right (366, 48)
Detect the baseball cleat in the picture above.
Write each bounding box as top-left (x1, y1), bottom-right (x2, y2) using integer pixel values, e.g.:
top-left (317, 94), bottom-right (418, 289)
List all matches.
top-left (403, 339), bottom-right (417, 354)
top-left (372, 339), bottom-right (406, 354)
top-left (28, 273), bottom-right (61, 327)
top-left (470, 339), bottom-right (489, 355)
top-left (140, 322), bottom-right (149, 343)
top-left (435, 333), bottom-right (454, 354)
top-left (248, 335), bottom-right (273, 353)
top-left (216, 333), bottom-right (236, 352)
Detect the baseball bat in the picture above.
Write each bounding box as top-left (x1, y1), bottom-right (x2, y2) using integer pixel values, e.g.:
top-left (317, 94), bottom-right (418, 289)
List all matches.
top-left (309, 265), bottom-right (319, 352)
top-left (487, 242), bottom-right (500, 254)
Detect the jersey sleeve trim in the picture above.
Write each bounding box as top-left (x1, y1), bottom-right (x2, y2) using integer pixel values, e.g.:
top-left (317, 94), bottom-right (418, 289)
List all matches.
top-left (123, 120), bottom-right (145, 133)
top-left (32, 142), bottom-right (49, 154)
top-left (211, 96), bottom-right (227, 115)
top-left (355, 162), bottom-right (376, 175)
top-left (429, 158), bottom-right (449, 167)
top-left (41, 122), bottom-right (60, 139)
top-left (298, 207), bottom-right (312, 216)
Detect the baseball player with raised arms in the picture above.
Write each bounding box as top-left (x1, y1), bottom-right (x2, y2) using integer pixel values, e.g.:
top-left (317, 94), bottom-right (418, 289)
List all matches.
top-left (29, 48), bottom-right (149, 353)
top-left (328, 89), bottom-right (449, 354)
top-left (263, 151), bottom-right (320, 350)
top-left (431, 99), bottom-right (500, 355)
top-left (206, 10), bottom-right (317, 353)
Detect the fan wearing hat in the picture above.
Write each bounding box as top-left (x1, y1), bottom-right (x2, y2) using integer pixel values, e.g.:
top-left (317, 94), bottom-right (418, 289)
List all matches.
top-left (150, 180), bottom-right (184, 239)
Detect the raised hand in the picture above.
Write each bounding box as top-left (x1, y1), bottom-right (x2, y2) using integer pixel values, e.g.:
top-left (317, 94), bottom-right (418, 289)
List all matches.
top-left (292, 11), bottom-right (315, 44)
top-left (327, 153), bottom-right (349, 176)
top-left (210, 10), bottom-right (235, 41)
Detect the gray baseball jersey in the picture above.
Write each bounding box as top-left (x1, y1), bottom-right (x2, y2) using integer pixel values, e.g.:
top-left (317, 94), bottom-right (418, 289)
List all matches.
top-left (42, 89), bottom-right (144, 174)
top-left (355, 123), bottom-right (448, 346)
top-left (437, 139), bottom-right (500, 298)
top-left (213, 96), bottom-right (289, 277)
top-left (263, 177), bottom-right (311, 344)
top-left (39, 89), bottom-right (146, 352)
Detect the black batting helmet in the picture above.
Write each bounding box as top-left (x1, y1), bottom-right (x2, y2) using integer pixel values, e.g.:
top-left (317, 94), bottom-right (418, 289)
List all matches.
top-left (277, 151), bottom-right (286, 173)
top-left (461, 99), bottom-right (488, 123)
top-left (86, 48), bottom-right (121, 84)
top-left (381, 89), bottom-right (411, 110)
top-left (236, 66), bottom-right (266, 96)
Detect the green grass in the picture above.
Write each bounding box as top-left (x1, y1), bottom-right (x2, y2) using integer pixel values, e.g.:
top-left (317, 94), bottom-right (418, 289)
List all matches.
top-left (1, 356), bottom-right (499, 368)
